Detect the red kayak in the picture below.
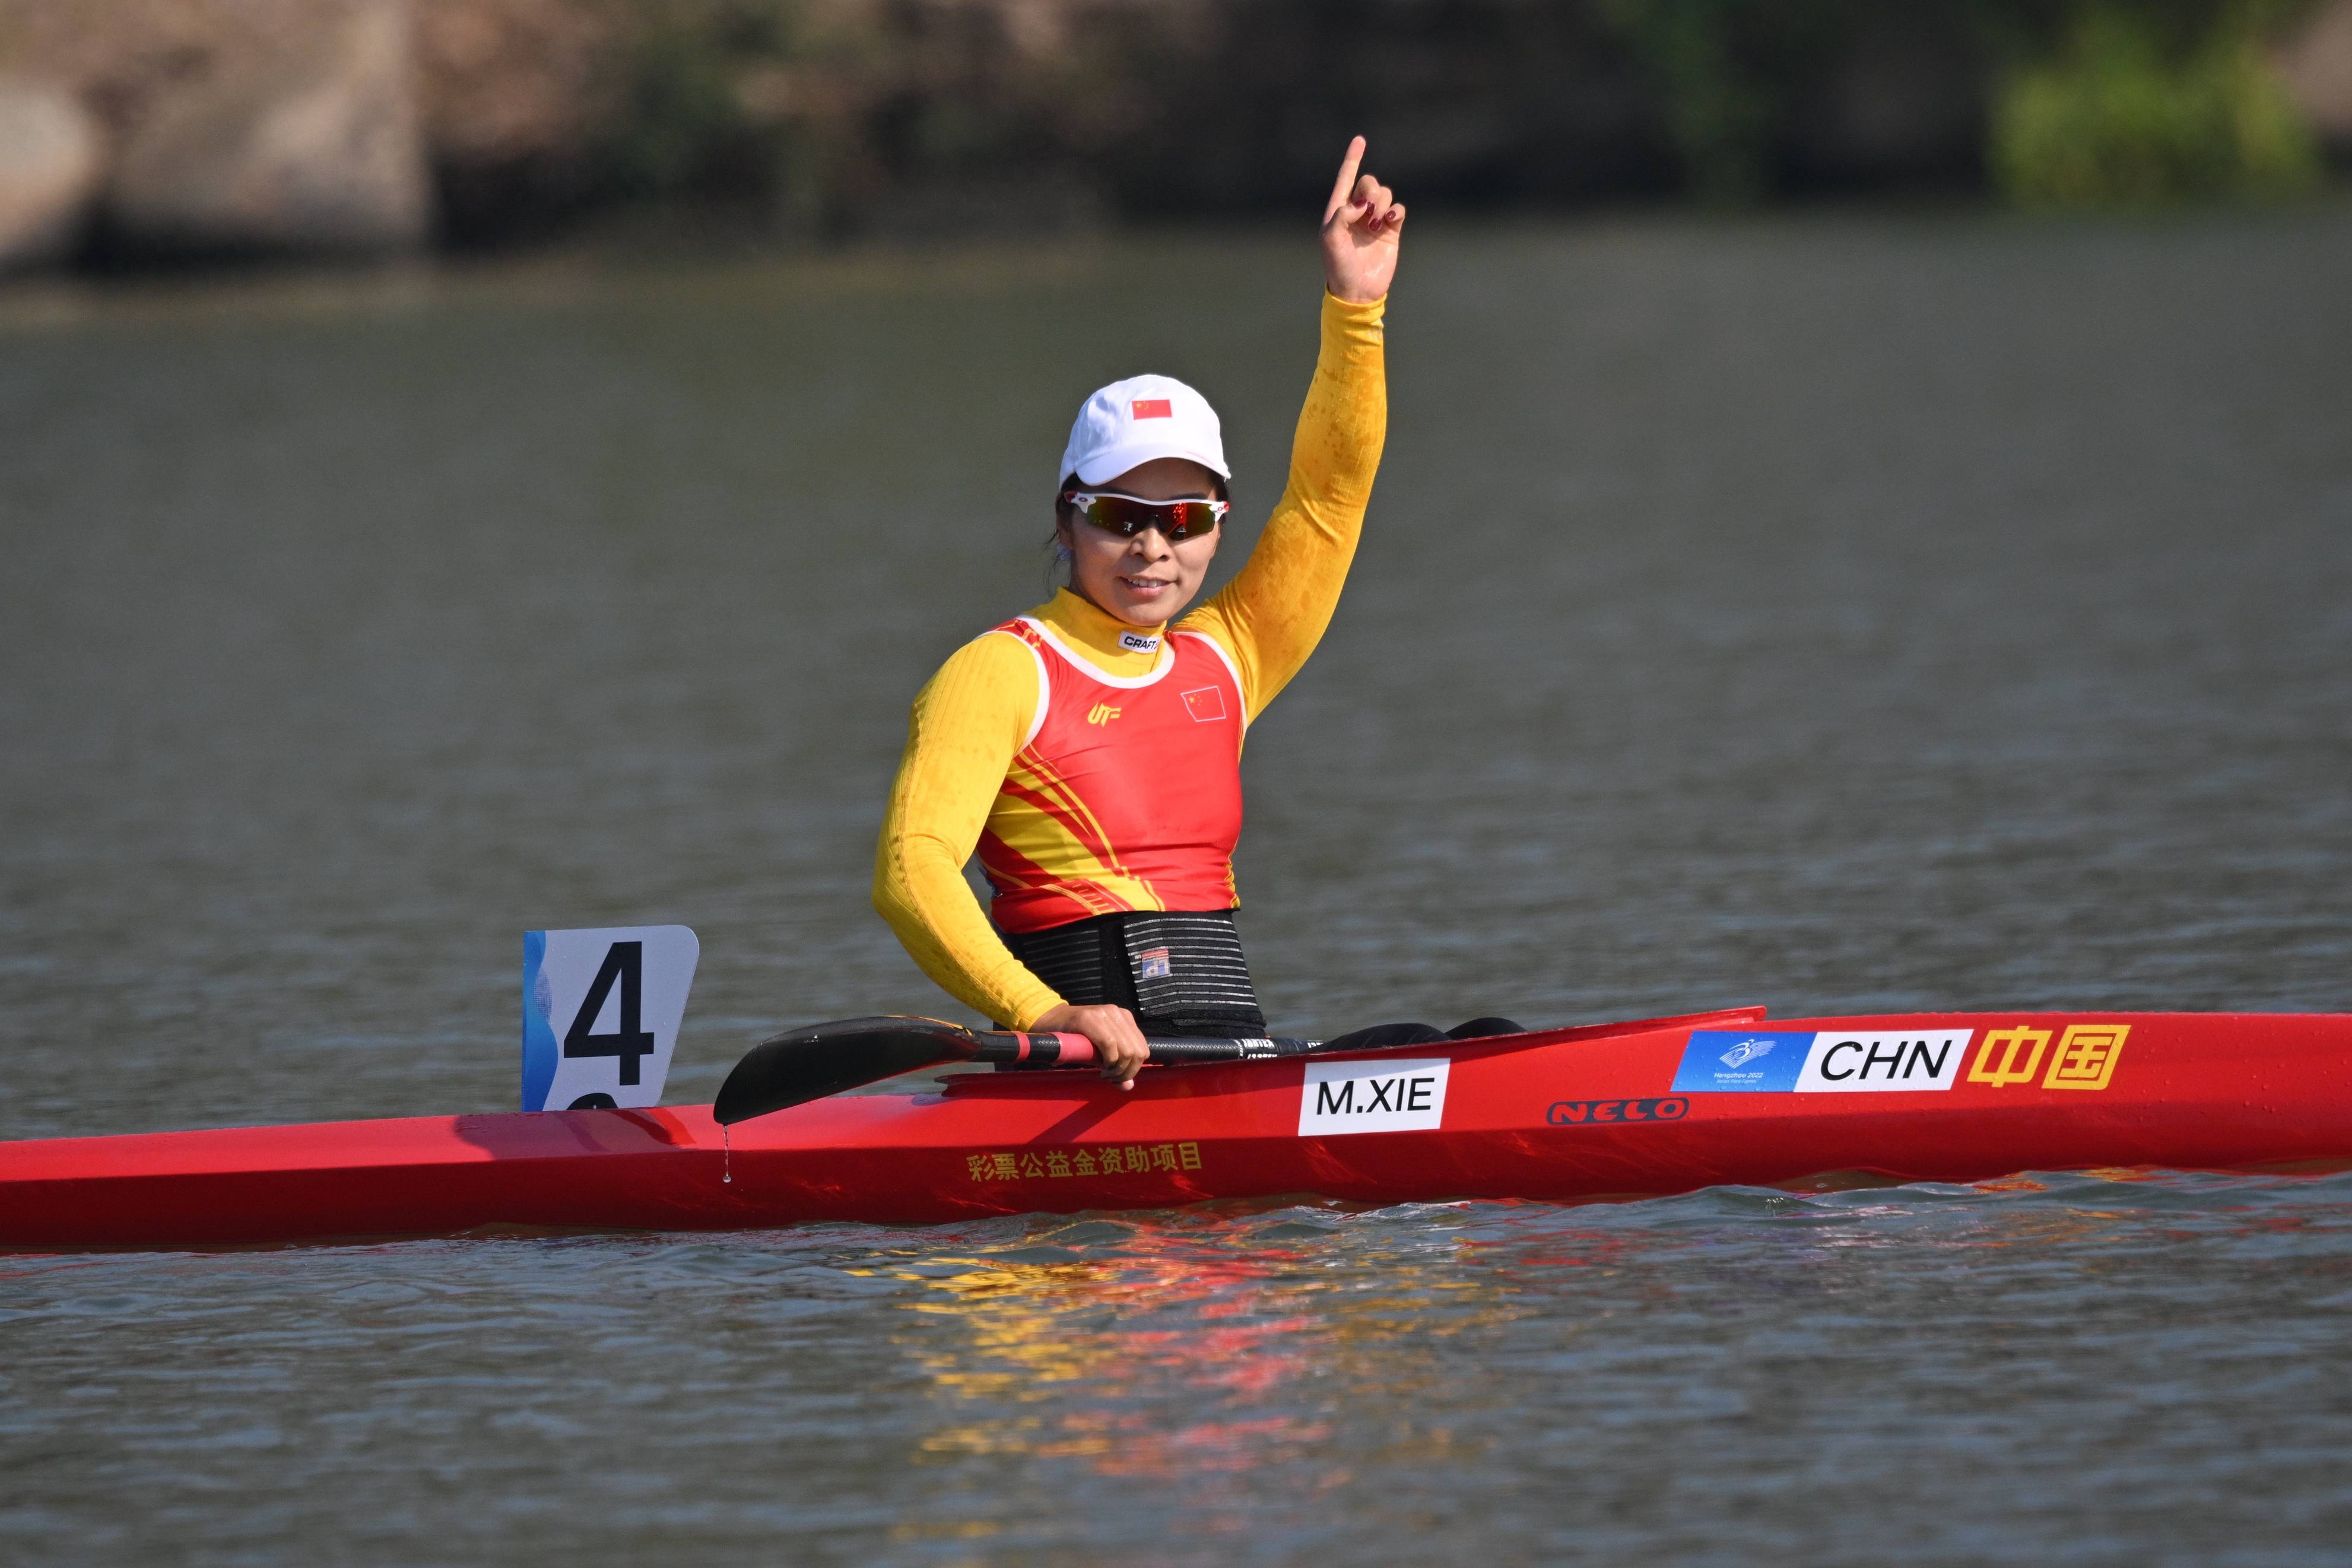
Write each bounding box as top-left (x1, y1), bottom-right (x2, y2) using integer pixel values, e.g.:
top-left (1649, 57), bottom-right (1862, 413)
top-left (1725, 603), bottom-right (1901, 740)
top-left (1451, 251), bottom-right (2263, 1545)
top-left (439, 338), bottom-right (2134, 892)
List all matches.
top-left (5, 1006), bottom-right (2349, 1250)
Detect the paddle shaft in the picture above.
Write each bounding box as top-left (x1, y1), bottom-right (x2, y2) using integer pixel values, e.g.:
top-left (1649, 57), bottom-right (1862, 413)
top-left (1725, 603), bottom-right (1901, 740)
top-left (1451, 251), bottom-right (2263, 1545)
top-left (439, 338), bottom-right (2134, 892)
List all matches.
top-left (712, 1017), bottom-right (1322, 1123)
top-left (975, 1031), bottom-right (1320, 1069)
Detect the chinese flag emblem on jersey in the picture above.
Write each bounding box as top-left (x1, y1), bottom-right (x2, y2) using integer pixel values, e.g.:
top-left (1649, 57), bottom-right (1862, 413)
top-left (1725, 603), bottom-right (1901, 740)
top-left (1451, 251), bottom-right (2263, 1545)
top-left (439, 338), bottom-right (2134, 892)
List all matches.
top-left (1182, 686), bottom-right (1226, 722)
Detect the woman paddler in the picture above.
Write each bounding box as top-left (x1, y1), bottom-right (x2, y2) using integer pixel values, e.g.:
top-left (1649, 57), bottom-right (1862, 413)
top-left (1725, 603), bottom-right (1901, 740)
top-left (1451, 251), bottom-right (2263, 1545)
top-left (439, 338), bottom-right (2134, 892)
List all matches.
top-left (874, 139), bottom-right (1513, 1083)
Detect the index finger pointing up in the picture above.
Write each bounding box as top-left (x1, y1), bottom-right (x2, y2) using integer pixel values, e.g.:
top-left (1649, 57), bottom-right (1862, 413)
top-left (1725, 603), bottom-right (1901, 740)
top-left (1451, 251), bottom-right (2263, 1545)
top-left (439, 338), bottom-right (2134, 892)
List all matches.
top-left (1323, 135), bottom-right (1367, 222)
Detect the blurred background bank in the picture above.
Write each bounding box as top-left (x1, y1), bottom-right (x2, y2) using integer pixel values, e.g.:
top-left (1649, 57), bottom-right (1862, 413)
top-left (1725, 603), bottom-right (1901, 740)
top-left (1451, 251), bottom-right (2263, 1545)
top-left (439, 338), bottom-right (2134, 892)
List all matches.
top-left (1, 0), bottom-right (2349, 273)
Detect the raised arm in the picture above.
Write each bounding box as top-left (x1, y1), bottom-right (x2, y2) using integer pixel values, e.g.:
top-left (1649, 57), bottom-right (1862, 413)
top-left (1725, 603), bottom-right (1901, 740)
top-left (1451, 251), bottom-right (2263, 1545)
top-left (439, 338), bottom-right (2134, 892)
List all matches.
top-left (1182, 138), bottom-right (1404, 719)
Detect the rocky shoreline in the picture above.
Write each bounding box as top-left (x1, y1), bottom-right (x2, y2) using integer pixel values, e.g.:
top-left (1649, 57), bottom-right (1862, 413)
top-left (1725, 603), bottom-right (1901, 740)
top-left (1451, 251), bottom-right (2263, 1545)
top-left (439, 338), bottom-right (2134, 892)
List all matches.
top-left (3, 0), bottom-right (2348, 274)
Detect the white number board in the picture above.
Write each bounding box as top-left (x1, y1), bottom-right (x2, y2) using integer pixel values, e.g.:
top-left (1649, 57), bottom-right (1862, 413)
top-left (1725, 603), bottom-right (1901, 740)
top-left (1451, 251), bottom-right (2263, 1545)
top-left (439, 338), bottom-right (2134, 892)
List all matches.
top-left (522, 925), bottom-right (699, 1112)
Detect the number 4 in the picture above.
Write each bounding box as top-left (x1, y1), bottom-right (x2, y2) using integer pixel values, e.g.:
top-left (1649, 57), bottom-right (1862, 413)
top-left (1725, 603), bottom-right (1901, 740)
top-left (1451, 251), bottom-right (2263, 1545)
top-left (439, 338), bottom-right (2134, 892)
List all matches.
top-left (565, 941), bottom-right (656, 1085)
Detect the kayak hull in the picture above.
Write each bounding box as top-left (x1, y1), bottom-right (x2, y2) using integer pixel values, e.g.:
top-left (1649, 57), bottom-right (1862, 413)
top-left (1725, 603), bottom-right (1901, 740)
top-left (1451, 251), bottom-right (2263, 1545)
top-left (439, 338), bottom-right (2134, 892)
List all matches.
top-left (6, 1008), bottom-right (2350, 1249)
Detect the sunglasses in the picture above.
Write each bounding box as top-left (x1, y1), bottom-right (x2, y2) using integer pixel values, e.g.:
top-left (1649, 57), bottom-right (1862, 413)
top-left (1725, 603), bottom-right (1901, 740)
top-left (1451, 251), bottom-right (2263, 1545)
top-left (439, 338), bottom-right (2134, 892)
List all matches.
top-left (1061, 491), bottom-right (1229, 542)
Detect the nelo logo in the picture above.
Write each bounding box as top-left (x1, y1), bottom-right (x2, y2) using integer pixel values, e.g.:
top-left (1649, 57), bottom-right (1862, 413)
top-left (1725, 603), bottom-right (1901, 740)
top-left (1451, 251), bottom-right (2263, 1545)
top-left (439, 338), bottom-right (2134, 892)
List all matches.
top-left (1547, 1096), bottom-right (1687, 1126)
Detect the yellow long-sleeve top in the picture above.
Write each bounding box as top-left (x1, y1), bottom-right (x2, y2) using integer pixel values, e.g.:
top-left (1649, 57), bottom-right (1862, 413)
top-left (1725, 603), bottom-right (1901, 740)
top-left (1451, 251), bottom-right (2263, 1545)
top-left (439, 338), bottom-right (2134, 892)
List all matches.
top-left (872, 291), bottom-right (1387, 1028)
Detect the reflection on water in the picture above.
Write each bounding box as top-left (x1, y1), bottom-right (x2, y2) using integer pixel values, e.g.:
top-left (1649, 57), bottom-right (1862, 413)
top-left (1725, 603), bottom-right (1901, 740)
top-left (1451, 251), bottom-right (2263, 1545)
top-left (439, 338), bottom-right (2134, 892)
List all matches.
top-left (4, 1172), bottom-right (2352, 1562)
top-left (878, 1214), bottom-right (1529, 1478)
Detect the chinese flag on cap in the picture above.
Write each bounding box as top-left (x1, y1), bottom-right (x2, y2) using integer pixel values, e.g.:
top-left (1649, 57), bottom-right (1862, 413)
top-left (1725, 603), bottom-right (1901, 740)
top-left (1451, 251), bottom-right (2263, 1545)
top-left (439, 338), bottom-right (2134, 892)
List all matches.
top-left (1060, 374), bottom-right (1230, 487)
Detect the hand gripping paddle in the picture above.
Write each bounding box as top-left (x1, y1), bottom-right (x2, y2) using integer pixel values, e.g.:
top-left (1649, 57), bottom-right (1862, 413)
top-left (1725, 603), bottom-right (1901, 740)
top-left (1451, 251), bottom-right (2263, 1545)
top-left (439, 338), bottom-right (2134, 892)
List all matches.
top-left (712, 1016), bottom-right (1316, 1126)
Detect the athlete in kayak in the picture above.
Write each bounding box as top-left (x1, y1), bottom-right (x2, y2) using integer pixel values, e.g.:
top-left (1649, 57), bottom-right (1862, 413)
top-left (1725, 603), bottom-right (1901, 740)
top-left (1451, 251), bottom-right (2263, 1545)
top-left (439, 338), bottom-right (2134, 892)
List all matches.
top-left (874, 139), bottom-right (1507, 1082)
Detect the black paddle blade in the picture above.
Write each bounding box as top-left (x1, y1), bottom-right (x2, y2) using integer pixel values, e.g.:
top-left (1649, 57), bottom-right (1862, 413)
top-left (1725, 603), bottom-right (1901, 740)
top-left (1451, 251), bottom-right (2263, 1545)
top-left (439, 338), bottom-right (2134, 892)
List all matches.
top-left (713, 1016), bottom-right (976, 1125)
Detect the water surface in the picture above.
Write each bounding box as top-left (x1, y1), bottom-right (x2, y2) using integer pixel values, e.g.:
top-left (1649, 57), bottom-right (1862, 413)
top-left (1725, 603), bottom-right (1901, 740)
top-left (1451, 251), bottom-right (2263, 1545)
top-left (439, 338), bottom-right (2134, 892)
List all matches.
top-left (4, 211), bottom-right (2351, 1561)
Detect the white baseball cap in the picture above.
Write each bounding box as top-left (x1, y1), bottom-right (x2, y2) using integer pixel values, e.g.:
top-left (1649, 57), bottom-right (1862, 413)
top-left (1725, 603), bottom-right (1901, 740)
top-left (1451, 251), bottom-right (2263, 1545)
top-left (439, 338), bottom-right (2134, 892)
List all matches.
top-left (1058, 373), bottom-right (1231, 489)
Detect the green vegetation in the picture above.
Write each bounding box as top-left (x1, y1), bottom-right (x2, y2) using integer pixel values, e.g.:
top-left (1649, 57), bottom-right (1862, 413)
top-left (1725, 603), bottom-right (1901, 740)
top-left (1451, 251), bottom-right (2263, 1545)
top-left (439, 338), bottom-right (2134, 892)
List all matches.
top-left (566, 0), bottom-right (2332, 236)
top-left (1600, 0), bottom-right (1875, 204)
top-left (1992, 5), bottom-right (2325, 206)
top-left (594, 1), bottom-right (793, 204)
top-left (1603, 0), bottom-right (2330, 209)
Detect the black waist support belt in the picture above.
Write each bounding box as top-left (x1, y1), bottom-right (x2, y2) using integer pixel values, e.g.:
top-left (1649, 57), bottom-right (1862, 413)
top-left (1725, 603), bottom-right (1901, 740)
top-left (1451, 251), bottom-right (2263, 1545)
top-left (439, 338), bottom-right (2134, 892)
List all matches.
top-left (1001, 909), bottom-right (1267, 1037)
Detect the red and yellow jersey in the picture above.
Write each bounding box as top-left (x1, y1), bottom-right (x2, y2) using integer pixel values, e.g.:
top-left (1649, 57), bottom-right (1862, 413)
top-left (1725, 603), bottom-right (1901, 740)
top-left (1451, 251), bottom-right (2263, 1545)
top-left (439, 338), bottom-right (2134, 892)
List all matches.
top-left (979, 615), bottom-right (1246, 932)
top-left (873, 291), bottom-right (1388, 1029)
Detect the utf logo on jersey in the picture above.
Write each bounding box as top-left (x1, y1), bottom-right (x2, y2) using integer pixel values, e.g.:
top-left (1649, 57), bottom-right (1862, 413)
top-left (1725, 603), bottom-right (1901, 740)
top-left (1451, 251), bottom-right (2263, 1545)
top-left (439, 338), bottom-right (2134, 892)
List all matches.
top-left (1085, 702), bottom-right (1121, 726)
top-left (1675, 1030), bottom-right (1971, 1093)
